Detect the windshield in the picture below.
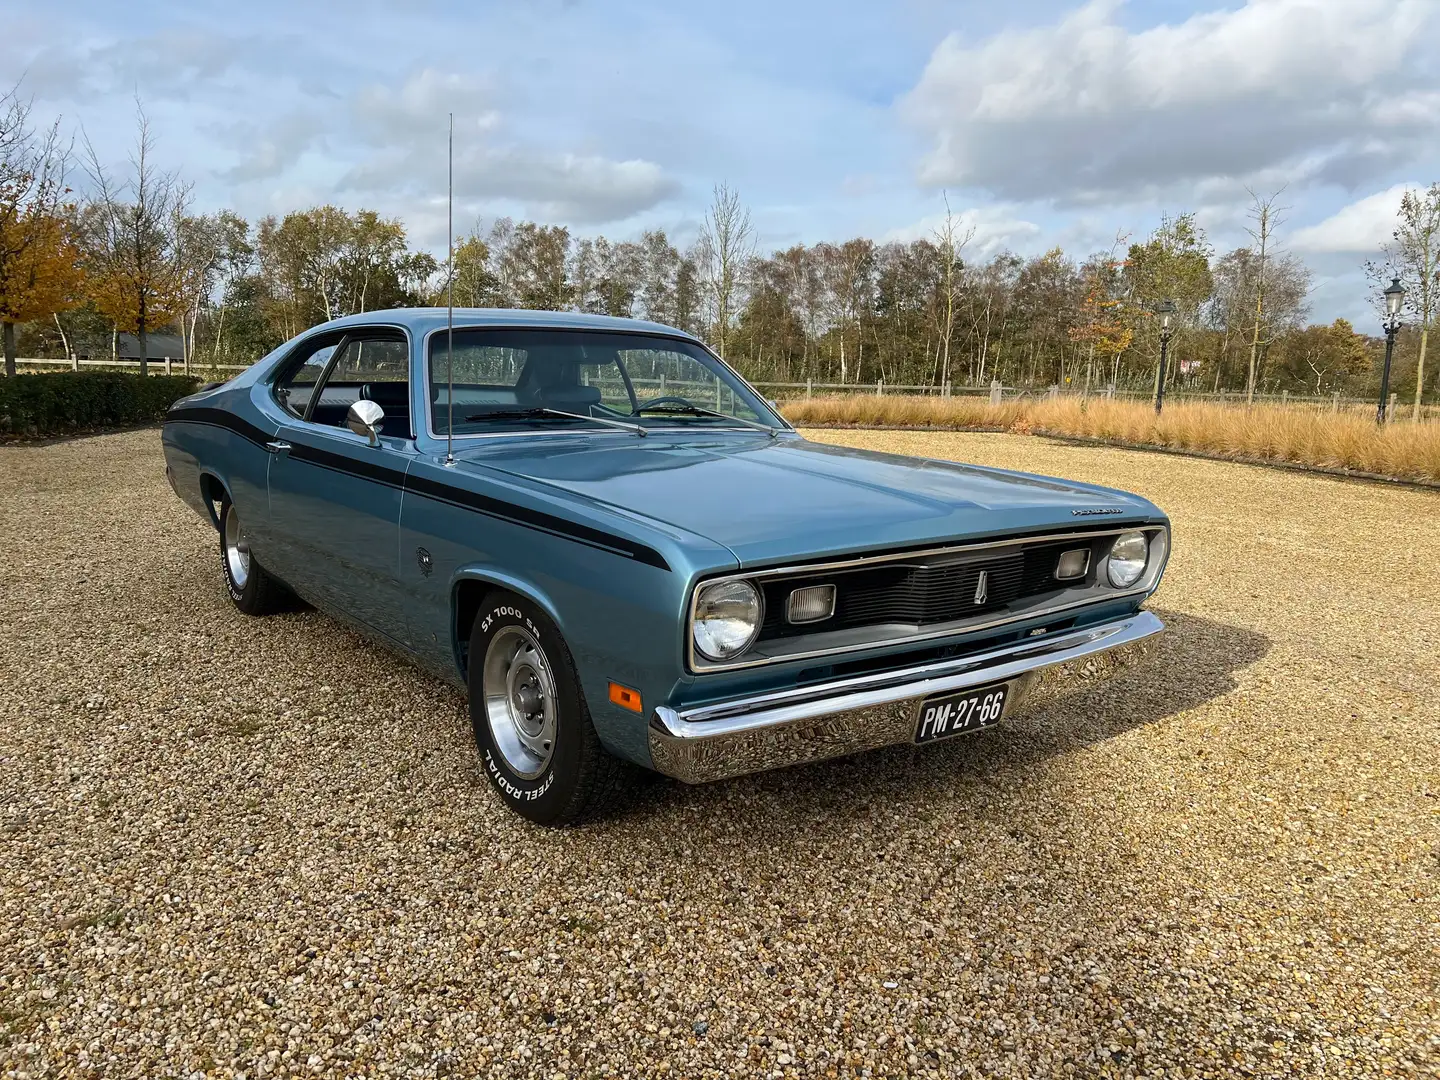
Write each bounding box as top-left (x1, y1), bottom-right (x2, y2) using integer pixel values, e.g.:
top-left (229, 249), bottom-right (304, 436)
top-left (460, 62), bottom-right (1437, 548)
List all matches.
top-left (428, 328), bottom-right (781, 435)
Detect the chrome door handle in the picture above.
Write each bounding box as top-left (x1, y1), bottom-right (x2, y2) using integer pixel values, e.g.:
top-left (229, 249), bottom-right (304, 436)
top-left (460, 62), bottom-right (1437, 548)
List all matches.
top-left (265, 440), bottom-right (292, 454)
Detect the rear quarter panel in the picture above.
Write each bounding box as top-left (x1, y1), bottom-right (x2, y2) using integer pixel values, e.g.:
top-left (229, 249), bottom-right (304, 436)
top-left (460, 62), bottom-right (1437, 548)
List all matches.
top-left (162, 384), bottom-right (280, 555)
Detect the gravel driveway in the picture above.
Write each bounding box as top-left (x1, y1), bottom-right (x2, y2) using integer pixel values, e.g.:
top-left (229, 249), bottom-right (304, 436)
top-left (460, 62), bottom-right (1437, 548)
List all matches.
top-left (1, 427), bottom-right (1436, 1079)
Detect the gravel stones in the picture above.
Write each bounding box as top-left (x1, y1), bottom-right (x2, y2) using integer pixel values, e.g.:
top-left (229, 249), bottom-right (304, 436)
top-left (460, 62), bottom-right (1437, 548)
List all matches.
top-left (0, 427), bottom-right (1436, 1078)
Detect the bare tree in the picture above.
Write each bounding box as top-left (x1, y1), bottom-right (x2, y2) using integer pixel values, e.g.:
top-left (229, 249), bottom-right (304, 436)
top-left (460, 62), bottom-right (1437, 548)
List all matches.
top-left (1367, 184), bottom-right (1440, 420)
top-left (698, 182), bottom-right (754, 358)
top-left (83, 103), bottom-right (190, 376)
top-left (636, 229), bottom-right (680, 326)
top-left (1242, 187), bottom-right (1290, 405)
top-left (1212, 244), bottom-right (1309, 395)
top-left (173, 212), bottom-right (226, 374)
top-left (207, 211), bottom-right (253, 363)
top-left (933, 193), bottom-right (975, 387)
top-left (818, 239), bottom-right (876, 383)
top-left (484, 217), bottom-right (519, 308)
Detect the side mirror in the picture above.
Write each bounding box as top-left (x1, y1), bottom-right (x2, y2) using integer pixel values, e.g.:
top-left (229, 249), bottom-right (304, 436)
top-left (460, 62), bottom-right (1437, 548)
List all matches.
top-left (347, 399), bottom-right (385, 446)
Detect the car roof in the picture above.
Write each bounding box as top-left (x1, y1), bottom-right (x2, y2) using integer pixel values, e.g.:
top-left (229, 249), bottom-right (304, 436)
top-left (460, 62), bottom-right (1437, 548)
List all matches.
top-left (316, 307), bottom-right (698, 341)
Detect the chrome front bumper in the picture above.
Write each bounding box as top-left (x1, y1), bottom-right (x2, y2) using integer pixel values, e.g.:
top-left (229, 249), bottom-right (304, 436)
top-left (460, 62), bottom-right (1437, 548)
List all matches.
top-left (649, 610), bottom-right (1164, 783)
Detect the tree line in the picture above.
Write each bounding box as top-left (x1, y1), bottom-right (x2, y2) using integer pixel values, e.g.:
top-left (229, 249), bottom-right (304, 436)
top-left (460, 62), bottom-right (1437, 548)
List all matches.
top-left (2, 88), bottom-right (1436, 415)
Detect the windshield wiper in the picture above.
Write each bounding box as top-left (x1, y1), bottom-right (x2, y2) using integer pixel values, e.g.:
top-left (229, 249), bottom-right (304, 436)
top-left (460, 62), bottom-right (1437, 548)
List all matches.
top-left (632, 403), bottom-right (780, 437)
top-left (464, 407), bottom-right (646, 437)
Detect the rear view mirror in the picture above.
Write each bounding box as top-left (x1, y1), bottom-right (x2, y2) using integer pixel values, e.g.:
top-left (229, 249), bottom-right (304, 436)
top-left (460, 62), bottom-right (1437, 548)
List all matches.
top-left (347, 399), bottom-right (385, 447)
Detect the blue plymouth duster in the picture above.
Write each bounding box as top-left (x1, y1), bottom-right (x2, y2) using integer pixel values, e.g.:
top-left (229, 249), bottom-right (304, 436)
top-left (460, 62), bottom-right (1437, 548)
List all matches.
top-left (162, 309), bottom-right (1169, 825)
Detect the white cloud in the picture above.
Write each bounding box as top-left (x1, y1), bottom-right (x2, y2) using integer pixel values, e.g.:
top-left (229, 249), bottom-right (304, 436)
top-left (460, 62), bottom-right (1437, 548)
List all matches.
top-left (334, 68), bottom-right (679, 225)
top-left (5, 27), bottom-right (295, 103)
top-left (220, 112), bottom-right (328, 183)
top-left (351, 69), bottom-right (503, 144)
top-left (902, 0), bottom-right (1440, 203)
top-left (883, 205), bottom-right (1043, 258)
top-left (1290, 184), bottom-right (1416, 253)
top-left (342, 146), bottom-right (679, 225)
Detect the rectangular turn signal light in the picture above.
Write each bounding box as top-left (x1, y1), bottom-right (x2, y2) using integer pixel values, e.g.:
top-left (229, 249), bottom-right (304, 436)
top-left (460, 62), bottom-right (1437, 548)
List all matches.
top-left (1054, 548), bottom-right (1091, 580)
top-left (787, 583), bottom-right (836, 624)
top-left (608, 682), bottom-right (642, 712)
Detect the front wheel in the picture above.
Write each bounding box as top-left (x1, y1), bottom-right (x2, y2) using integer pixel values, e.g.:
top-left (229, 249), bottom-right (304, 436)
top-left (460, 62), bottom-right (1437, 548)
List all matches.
top-left (469, 592), bottom-right (632, 826)
top-left (218, 495), bottom-right (289, 616)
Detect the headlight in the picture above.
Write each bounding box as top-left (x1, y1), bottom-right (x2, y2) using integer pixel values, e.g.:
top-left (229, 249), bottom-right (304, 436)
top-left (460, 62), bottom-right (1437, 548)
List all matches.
top-left (693, 580), bottom-right (762, 661)
top-left (1106, 531), bottom-right (1149, 587)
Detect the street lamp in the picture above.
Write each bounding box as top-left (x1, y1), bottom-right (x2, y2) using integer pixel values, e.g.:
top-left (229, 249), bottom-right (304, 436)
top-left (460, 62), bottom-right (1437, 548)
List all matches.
top-left (1377, 277), bottom-right (1405, 424)
top-left (1154, 299), bottom-right (1177, 415)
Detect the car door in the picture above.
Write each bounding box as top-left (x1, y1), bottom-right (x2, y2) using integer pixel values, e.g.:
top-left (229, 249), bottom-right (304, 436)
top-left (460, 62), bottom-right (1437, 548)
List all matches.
top-left (266, 328), bottom-right (415, 646)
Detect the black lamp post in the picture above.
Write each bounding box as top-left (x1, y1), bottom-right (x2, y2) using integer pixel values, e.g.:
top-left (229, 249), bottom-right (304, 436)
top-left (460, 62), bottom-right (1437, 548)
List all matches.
top-left (1377, 277), bottom-right (1405, 424)
top-left (1154, 300), bottom-right (1177, 415)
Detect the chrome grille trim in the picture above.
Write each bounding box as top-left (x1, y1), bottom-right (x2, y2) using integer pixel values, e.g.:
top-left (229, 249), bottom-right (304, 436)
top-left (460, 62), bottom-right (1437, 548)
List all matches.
top-left (687, 524), bottom-right (1169, 673)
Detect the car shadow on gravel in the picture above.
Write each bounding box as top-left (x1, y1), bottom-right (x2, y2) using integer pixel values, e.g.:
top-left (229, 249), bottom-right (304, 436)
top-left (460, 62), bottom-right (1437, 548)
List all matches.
top-left (609, 607), bottom-right (1270, 826)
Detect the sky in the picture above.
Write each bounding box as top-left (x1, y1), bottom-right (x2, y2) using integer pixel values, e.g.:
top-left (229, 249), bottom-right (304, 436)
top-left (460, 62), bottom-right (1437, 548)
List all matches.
top-left (4, 0), bottom-right (1437, 326)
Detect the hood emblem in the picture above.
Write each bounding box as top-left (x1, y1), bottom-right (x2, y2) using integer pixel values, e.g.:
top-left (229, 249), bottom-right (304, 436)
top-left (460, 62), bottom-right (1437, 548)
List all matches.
top-left (1072, 507), bottom-right (1124, 516)
top-left (974, 570), bottom-right (989, 605)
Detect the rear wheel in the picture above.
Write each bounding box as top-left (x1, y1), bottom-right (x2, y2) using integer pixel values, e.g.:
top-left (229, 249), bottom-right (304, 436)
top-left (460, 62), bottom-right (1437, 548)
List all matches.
top-left (218, 495), bottom-right (288, 616)
top-left (468, 592), bottom-right (633, 825)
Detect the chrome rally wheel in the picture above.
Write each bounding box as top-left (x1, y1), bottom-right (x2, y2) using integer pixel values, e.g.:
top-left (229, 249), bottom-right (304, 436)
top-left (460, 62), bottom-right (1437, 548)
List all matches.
top-left (217, 494), bottom-right (288, 616)
top-left (466, 592), bottom-right (635, 826)
top-left (223, 503), bottom-right (252, 591)
top-left (481, 625), bottom-right (558, 779)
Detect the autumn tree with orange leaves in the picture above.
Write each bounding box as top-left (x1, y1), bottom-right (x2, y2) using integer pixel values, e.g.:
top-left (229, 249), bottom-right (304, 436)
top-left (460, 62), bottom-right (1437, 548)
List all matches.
top-left (0, 84), bottom-right (84, 377)
top-left (1069, 238), bottom-right (1133, 396)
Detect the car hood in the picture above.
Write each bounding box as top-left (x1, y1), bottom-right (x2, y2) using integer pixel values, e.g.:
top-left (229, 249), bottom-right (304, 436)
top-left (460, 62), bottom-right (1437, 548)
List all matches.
top-left (451, 432), bottom-right (1164, 569)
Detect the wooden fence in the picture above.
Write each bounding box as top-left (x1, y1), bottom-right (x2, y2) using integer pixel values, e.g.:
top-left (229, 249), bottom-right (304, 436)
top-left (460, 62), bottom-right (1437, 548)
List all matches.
top-left (15, 357), bottom-right (1436, 421)
top-left (750, 378), bottom-right (1439, 421)
top-left (16, 356), bottom-right (248, 375)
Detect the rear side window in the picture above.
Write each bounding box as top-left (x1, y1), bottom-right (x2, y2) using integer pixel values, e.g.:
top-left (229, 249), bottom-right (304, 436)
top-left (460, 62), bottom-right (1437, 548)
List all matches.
top-left (308, 338), bottom-right (410, 421)
top-left (329, 339), bottom-right (409, 385)
top-left (272, 330), bottom-right (413, 439)
top-left (273, 337), bottom-right (340, 419)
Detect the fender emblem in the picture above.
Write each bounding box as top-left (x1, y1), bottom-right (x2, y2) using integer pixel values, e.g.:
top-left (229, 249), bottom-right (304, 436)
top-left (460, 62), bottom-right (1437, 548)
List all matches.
top-left (417, 547), bottom-right (433, 576)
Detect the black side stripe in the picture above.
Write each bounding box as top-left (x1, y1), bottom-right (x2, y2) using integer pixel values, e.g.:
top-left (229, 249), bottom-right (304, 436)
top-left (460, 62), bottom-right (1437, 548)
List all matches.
top-left (164, 410), bottom-right (670, 571)
top-left (289, 441), bottom-right (407, 488)
top-left (401, 472), bottom-right (669, 569)
top-left (166, 406), bottom-right (274, 448)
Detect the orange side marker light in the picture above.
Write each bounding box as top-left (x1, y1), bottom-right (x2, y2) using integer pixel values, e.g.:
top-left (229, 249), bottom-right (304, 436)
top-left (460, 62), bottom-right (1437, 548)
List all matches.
top-left (608, 682), bottom-right (642, 713)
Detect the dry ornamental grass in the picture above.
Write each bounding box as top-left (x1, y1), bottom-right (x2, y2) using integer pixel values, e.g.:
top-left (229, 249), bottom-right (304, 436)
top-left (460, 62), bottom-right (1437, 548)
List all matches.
top-left (0, 428), bottom-right (1437, 1078)
top-left (782, 395), bottom-right (1440, 483)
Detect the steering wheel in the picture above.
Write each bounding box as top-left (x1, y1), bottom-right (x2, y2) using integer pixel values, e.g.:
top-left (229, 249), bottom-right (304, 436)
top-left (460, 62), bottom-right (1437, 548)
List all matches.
top-left (631, 395), bottom-right (700, 413)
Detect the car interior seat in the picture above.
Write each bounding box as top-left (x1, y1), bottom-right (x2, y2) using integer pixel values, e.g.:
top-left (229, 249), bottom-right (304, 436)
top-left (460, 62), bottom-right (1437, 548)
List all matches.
top-left (359, 382), bottom-right (413, 438)
top-left (517, 357), bottom-right (603, 414)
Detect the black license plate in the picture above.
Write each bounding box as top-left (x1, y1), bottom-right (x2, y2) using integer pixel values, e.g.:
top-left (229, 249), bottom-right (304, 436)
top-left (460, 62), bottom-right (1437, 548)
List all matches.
top-left (914, 683), bottom-right (1009, 744)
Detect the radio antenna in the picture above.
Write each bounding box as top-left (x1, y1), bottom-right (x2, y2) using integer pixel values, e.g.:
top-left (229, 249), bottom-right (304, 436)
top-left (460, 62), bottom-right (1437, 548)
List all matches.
top-left (444, 111), bottom-right (455, 467)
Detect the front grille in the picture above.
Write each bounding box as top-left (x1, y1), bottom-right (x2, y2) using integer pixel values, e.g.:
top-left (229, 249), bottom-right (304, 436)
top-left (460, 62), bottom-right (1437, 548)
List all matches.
top-left (758, 538), bottom-right (1085, 642)
top-left (834, 552), bottom-right (1025, 624)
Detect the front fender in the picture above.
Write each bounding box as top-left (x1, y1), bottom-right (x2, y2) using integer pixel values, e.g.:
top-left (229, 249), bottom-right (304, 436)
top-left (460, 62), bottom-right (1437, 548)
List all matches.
top-left (449, 564), bottom-right (566, 678)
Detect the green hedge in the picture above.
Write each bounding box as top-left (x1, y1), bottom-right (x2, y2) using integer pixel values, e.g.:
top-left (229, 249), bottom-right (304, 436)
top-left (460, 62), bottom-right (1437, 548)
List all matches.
top-left (0, 372), bottom-right (200, 438)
